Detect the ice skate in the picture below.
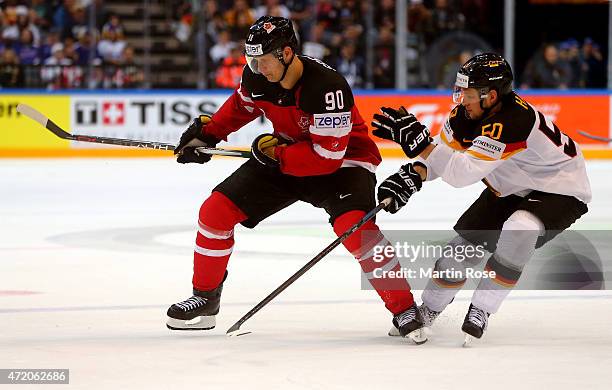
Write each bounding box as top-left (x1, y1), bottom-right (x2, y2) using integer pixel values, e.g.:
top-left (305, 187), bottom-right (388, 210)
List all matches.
top-left (462, 303), bottom-right (489, 346)
top-left (419, 303), bottom-right (441, 327)
top-left (390, 304), bottom-right (427, 344)
top-left (166, 279), bottom-right (224, 331)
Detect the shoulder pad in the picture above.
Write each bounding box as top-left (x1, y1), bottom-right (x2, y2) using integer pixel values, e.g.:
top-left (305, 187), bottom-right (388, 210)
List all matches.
top-left (443, 104), bottom-right (479, 149)
top-left (298, 56), bottom-right (354, 114)
top-left (478, 92), bottom-right (536, 144)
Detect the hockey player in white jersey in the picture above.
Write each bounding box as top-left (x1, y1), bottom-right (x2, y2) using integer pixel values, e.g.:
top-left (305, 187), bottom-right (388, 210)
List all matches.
top-left (372, 53), bottom-right (591, 342)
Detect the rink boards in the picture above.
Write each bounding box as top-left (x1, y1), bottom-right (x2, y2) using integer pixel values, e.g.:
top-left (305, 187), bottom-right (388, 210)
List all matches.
top-left (1, 89), bottom-right (610, 158)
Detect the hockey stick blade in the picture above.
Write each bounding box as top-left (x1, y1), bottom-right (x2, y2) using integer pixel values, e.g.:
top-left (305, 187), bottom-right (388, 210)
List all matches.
top-left (17, 103), bottom-right (75, 140)
top-left (226, 328), bottom-right (252, 337)
top-left (17, 103), bottom-right (252, 157)
top-left (578, 131), bottom-right (612, 143)
top-left (225, 198), bottom-right (392, 336)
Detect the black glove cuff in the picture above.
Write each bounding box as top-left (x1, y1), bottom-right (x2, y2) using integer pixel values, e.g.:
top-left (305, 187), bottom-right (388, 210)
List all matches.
top-left (399, 163), bottom-right (424, 190)
top-left (176, 147), bottom-right (213, 164)
top-left (400, 136), bottom-right (432, 159)
top-left (252, 149), bottom-right (279, 169)
top-left (197, 132), bottom-right (220, 147)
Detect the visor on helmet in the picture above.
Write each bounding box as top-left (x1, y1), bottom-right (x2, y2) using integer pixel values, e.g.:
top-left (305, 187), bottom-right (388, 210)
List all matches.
top-left (453, 72), bottom-right (490, 104)
top-left (246, 52), bottom-right (283, 75)
top-left (245, 43), bottom-right (264, 74)
top-left (245, 55), bottom-right (261, 74)
top-left (452, 86), bottom-right (490, 104)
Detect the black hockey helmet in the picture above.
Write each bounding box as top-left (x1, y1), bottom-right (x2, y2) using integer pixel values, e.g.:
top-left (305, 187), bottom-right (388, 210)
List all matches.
top-left (453, 53), bottom-right (513, 104)
top-left (244, 16), bottom-right (298, 78)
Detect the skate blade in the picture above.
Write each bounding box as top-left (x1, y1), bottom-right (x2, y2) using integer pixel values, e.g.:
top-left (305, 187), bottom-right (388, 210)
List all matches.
top-left (406, 328), bottom-right (427, 345)
top-left (462, 332), bottom-right (483, 347)
top-left (463, 334), bottom-right (473, 347)
top-left (166, 315), bottom-right (215, 331)
top-left (388, 326), bottom-right (400, 337)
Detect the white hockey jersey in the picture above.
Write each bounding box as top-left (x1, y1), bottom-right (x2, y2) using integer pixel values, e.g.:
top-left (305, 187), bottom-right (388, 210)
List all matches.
top-left (422, 92), bottom-right (592, 203)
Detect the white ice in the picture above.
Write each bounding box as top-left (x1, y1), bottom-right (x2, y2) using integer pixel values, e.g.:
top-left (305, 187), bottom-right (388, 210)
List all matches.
top-left (1, 158), bottom-right (611, 389)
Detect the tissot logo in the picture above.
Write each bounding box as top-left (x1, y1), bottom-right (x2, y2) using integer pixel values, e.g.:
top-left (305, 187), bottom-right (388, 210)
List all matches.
top-left (102, 102), bottom-right (125, 125)
top-left (75, 101), bottom-right (97, 125)
top-left (73, 99), bottom-right (220, 126)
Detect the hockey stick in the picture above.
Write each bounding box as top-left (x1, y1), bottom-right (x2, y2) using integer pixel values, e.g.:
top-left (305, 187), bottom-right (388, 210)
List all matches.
top-left (578, 131), bottom-right (612, 143)
top-left (16, 103), bottom-right (252, 158)
top-left (226, 198), bottom-right (392, 337)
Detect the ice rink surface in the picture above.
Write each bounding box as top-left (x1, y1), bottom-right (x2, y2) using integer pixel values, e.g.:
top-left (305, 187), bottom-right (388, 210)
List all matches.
top-left (1, 157), bottom-right (611, 389)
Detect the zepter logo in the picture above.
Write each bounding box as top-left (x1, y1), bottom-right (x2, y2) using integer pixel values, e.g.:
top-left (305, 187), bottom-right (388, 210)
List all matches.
top-left (245, 44), bottom-right (263, 56)
top-left (455, 73), bottom-right (469, 88)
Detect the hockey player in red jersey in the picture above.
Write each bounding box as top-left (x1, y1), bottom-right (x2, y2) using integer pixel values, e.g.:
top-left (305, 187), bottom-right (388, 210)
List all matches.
top-left (166, 16), bottom-right (422, 341)
top-left (373, 53), bottom-right (591, 342)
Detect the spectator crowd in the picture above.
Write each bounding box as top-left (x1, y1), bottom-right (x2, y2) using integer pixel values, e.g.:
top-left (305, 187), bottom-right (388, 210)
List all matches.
top-left (168, 0), bottom-right (608, 90)
top-left (1, 0), bottom-right (608, 90)
top-left (1, 0), bottom-right (143, 89)
top-left (521, 38), bottom-right (606, 89)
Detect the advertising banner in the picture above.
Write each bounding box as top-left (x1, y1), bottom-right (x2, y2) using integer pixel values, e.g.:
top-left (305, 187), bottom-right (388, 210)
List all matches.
top-left (69, 93), bottom-right (270, 149)
top-left (354, 93), bottom-right (611, 147)
top-left (0, 95), bottom-right (70, 152)
top-left (1, 91), bottom-right (610, 158)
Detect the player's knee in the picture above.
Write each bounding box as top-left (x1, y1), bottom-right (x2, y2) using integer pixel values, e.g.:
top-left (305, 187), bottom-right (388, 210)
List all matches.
top-left (199, 191), bottom-right (247, 230)
top-left (332, 210), bottom-right (369, 236)
top-left (450, 235), bottom-right (488, 267)
top-left (333, 210), bottom-right (378, 253)
top-left (495, 210), bottom-right (544, 270)
top-left (502, 210), bottom-right (544, 236)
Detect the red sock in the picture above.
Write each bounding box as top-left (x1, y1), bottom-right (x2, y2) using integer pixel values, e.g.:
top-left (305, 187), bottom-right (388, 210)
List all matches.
top-left (192, 191), bottom-right (247, 291)
top-left (333, 211), bottom-right (414, 315)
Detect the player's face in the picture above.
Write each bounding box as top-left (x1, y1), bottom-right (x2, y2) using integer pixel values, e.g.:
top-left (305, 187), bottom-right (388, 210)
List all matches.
top-left (456, 88), bottom-right (485, 119)
top-left (247, 52), bottom-right (284, 82)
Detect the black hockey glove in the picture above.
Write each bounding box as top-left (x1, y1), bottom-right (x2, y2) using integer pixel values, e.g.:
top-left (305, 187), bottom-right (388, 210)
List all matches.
top-left (175, 115), bottom-right (220, 164)
top-left (372, 106), bottom-right (432, 158)
top-left (251, 133), bottom-right (283, 169)
top-left (377, 162), bottom-right (424, 214)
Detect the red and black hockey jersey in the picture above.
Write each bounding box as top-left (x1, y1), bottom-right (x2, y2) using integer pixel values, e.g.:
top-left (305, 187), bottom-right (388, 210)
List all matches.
top-left (203, 55), bottom-right (381, 176)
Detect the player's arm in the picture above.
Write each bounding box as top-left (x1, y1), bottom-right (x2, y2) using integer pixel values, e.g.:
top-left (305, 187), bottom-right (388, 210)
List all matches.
top-left (175, 70), bottom-right (262, 163)
top-left (275, 85), bottom-right (353, 176)
top-left (423, 137), bottom-right (506, 187)
top-left (420, 114), bottom-right (528, 187)
top-left (385, 122), bottom-right (507, 188)
top-left (412, 135), bottom-right (442, 181)
top-left (204, 79), bottom-right (263, 141)
top-left (372, 106), bottom-right (513, 187)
